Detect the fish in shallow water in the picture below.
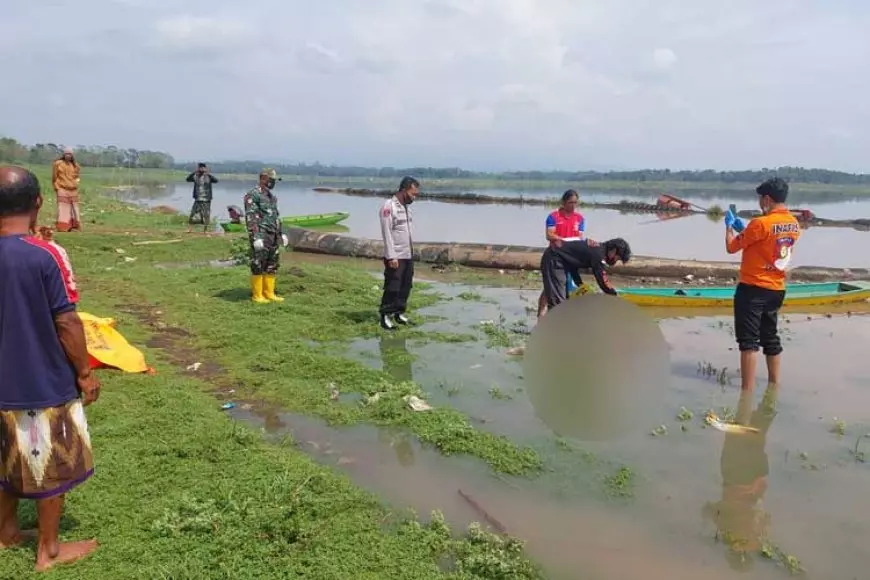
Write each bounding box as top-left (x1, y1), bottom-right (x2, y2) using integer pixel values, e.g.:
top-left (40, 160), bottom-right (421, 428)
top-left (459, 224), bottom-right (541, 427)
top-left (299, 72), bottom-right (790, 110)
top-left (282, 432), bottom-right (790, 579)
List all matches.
top-left (705, 411), bottom-right (760, 434)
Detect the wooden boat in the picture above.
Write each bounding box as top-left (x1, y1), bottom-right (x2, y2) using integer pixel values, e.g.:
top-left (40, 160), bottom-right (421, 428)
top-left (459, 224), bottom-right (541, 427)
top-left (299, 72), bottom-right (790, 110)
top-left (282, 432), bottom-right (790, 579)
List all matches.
top-left (616, 281), bottom-right (870, 308)
top-left (219, 212), bottom-right (350, 233)
top-left (735, 208), bottom-right (816, 221)
top-left (656, 194), bottom-right (693, 211)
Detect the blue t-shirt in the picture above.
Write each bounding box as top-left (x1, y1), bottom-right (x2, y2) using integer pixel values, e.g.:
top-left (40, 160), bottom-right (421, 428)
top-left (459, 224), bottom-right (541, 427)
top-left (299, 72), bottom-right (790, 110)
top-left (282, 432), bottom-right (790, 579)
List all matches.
top-left (0, 235), bottom-right (80, 410)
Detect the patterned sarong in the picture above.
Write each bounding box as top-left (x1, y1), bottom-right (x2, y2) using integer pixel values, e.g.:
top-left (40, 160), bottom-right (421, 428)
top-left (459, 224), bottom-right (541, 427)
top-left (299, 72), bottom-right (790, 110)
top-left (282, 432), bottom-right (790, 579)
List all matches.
top-left (0, 399), bottom-right (94, 499)
top-left (188, 200), bottom-right (212, 225)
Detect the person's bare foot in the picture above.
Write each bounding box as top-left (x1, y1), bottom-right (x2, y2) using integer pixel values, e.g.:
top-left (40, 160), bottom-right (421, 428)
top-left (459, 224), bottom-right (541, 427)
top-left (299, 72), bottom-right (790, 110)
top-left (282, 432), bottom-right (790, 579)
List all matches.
top-left (35, 539), bottom-right (99, 572)
top-left (0, 529), bottom-right (36, 548)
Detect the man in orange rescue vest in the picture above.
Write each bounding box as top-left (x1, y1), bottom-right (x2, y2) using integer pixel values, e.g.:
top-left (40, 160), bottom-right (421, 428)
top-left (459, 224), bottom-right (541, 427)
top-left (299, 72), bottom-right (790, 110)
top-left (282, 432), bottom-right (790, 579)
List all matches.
top-left (725, 177), bottom-right (800, 392)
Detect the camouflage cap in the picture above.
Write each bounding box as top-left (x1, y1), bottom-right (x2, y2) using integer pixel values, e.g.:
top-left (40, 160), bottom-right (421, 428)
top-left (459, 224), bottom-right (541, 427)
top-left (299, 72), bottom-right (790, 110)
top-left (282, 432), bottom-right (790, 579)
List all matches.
top-left (260, 168), bottom-right (282, 180)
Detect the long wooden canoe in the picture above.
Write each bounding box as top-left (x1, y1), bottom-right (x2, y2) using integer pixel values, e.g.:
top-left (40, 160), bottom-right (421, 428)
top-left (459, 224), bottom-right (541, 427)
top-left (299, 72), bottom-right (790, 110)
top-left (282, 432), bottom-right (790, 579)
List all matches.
top-left (615, 282), bottom-right (870, 307)
top-left (220, 212), bottom-right (350, 233)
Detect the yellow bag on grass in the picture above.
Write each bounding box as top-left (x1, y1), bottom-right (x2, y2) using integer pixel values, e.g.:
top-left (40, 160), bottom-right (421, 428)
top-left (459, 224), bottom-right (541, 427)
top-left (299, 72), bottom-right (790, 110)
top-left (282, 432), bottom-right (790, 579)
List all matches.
top-left (79, 312), bottom-right (152, 374)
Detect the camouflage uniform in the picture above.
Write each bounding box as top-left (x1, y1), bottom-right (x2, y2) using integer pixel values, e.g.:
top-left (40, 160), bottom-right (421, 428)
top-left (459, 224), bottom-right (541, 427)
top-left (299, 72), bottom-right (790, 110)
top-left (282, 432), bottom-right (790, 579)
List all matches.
top-left (244, 185), bottom-right (282, 275)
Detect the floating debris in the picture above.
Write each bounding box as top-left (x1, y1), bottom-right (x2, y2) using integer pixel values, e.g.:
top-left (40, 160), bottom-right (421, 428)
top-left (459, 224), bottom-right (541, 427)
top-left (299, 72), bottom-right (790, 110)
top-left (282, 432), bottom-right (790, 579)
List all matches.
top-left (328, 382), bottom-right (340, 401)
top-left (404, 395), bottom-right (433, 412)
top-left (705, 411), bottom-right (759, 434)
top-left (186, 362), bottom-right (202, 372)
top-left (221, 402), bottom-right (235, 411)
top-left (506, 346), bottom-right (526, 356)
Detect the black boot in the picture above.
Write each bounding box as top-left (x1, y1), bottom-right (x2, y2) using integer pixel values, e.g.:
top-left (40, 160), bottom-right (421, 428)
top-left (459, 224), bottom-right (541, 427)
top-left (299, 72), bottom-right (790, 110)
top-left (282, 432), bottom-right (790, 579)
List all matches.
top-left (394, 313), bottom-right (412, 326)
top-left (380, 314), bottom-right (397, 330)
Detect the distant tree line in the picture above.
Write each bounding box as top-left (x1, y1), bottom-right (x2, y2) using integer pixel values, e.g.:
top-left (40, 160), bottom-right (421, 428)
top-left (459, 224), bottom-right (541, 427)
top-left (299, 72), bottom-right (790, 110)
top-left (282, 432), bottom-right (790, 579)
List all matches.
top-left (0, 137), bottom-right (174, 169)
top-left (186, 161), bottom-right (870, 186)
top-left (2, 135), bottom-right (868, 185)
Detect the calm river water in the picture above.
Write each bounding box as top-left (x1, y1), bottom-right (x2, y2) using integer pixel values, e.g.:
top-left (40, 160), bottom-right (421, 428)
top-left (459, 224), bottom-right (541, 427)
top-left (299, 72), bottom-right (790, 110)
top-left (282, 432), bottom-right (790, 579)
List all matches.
top-left (129, 181), bottom-right (870, 269)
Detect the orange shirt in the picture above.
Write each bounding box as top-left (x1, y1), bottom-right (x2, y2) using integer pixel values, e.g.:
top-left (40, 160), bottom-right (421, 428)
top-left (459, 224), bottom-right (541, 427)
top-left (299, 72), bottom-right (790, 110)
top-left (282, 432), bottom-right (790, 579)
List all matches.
top-left (726, 207), bottom-right (800, 291)
top-left (52, 159), bottom-right (81, 192)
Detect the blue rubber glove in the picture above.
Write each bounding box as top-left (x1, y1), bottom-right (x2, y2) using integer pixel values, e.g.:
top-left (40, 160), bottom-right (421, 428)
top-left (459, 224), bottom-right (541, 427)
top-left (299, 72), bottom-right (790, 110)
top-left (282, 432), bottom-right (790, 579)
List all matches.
top-left (566, 276), bottom-right (578, 294)
top-left (724, 209), bottom-right (746, 232)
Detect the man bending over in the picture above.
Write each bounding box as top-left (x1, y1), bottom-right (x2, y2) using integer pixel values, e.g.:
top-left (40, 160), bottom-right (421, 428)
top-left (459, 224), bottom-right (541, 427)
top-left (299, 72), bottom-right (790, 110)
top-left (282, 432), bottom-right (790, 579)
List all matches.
top-left (540, 238), bottom-right (632, 311)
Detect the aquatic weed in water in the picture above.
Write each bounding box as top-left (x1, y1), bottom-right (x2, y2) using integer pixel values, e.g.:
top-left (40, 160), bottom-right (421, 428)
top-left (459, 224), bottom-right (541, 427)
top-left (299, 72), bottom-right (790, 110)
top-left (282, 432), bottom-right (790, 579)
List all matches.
top-left (489, 386), bottom-right (513, 401)
top-left (602, 466), bottom-right (635, 498)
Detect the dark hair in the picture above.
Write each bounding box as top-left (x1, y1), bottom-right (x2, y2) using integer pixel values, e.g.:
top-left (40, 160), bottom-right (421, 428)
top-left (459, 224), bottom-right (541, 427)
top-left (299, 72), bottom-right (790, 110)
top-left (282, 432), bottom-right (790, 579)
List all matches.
top-left (604, 237), bottom-right (632, 263)
top-left (398, 176), bottom-right (420, 192)
top-left (756, 177), bottom-right (788, 204)
top-left (0, 168), bottom-right (41, 217)
top-left (198, 162), bottom-right (207, 169)
top-left (561, 189), bottom-right (579, 203)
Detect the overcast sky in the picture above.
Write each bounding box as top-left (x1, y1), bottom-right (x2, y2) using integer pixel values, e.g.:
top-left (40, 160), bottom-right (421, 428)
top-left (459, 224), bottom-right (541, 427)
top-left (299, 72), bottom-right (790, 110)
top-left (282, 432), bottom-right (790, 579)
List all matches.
top-left (3, 0), bottom-right (868, 172)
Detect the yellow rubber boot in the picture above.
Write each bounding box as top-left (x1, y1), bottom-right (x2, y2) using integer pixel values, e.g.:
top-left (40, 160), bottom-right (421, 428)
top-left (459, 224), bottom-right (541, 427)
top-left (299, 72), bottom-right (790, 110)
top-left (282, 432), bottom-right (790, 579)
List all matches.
top-left (251, 275), bottom-right (269, 304)
top-left (263, 274), bottom-right (284, 302)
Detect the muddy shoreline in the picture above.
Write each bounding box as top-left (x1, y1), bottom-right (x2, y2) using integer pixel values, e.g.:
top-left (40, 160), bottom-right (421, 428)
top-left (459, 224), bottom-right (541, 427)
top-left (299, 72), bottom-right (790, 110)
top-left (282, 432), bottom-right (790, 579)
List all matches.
top-left (284, 228), bottom-right (870, 281)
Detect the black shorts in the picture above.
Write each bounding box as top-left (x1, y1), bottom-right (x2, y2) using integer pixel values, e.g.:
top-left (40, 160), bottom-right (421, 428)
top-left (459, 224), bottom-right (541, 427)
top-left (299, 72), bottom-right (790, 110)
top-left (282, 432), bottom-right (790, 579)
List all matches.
top-left (733, 283), bottom-right (786, 356)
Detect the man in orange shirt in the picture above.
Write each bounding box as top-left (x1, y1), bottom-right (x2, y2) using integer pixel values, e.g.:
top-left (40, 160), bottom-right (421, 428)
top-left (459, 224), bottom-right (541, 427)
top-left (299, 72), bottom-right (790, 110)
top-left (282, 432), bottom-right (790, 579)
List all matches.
top-left (725, 177), bottom-right (800, 391)
top-left (51, 148), bottom-right (82, 232)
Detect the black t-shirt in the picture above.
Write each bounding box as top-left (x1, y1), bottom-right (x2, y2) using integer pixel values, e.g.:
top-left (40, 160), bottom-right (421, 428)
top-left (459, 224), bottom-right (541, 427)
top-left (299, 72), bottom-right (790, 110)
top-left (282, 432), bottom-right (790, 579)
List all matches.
top-left (547, 240), bottom-right (616, 295)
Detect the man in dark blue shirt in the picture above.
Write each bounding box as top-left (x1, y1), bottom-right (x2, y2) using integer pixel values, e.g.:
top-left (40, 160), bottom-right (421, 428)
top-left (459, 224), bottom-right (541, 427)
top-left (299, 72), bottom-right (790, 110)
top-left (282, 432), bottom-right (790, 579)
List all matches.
top-left (0, 166), bottom-right (100, 571)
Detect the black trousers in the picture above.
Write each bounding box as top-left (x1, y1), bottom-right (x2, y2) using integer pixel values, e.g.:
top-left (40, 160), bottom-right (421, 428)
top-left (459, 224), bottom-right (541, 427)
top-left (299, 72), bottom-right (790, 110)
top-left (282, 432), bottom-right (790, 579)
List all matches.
top-left (733, 283), bottom-right (786, 356)
top-left (379, 259), bottom-right (414, 315)
top-left (540, 250), bottom-right (572, 309)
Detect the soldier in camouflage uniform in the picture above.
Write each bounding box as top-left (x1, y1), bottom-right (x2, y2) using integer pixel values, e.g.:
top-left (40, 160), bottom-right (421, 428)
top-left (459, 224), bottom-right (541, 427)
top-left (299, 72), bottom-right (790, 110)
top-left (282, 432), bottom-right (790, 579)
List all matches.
top-left (244, 168), bottom-right (288, 303)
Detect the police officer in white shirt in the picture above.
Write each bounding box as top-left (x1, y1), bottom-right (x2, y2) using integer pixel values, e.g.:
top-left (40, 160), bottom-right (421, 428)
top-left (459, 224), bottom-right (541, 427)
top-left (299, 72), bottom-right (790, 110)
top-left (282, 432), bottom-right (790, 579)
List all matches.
top-left (378, 176), bottom-right (420, 330)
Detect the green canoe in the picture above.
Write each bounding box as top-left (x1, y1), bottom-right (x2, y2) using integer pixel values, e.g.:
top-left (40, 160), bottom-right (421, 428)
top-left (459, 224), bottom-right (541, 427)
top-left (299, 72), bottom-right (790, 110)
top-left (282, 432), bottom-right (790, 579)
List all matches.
top-left (615, 281), bottom-right (870, 308)
top-left (219, 212), bottom-right (350, 233)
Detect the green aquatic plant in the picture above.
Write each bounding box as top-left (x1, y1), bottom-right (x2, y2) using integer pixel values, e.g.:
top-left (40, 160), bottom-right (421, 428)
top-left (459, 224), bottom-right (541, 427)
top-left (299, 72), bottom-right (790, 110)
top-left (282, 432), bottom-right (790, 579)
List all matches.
top-left (761, 541), bottom-right (804, 576)
top-left (650, 424), bottom-right (668, 437)
top-left (677, 406), bottom-right (694, 421)
top-left (489, 386), bottom-right (513, 401)
top-left (456, 290), bottom-right (484, 302)
top-left (697, 361), bottom-right (733, 386)
top-left (602, 466), bottom-right (635, 498)
top-left (476, 313), bottom-right (526, 349)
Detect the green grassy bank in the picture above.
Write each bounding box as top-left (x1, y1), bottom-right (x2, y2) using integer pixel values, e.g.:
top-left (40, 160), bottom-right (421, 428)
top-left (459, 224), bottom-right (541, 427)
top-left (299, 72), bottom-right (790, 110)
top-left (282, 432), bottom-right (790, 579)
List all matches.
top-left (0, 167), bottom-right (545, 579)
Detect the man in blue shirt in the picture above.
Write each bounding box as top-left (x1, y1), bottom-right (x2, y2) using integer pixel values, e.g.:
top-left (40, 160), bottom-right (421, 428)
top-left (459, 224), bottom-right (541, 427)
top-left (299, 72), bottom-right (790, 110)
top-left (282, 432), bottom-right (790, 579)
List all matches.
top-left (0, 166), bottom-right (100, 571)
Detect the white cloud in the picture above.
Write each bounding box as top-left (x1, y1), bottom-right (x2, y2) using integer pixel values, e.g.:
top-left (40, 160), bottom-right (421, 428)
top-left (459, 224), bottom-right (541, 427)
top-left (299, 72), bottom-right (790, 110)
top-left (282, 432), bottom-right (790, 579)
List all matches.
top-left (152, 15), bottom-right (252, 51)
top-left (652, 48), bottom-right (677, 70)
top-left (1, 0), bottom-right (868, 171)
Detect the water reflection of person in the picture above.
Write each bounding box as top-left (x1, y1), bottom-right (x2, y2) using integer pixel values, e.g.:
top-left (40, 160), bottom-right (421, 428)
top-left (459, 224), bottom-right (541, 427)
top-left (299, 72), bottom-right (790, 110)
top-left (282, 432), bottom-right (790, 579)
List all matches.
top-left (703, 385), bottom-right (778, 571)
top-left (379, 335), bottom-right (413, 383)
top-left (377, 429), bottom-right (415, 467)
top-left (261, 408), bottom-right (286, 433)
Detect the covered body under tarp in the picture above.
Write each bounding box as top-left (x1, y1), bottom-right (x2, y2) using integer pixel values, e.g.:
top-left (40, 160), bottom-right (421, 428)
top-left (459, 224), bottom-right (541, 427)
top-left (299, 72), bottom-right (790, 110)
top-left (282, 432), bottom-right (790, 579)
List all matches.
top-left (79, 312), bottom-right (153, 374)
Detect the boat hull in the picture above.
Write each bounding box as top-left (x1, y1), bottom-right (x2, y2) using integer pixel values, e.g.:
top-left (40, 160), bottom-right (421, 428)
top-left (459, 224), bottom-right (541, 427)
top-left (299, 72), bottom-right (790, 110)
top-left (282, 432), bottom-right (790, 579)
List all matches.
top-left (614, 282), bottom-right (870, 307)
top-left (219, 212), bottom-right (350, 233)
